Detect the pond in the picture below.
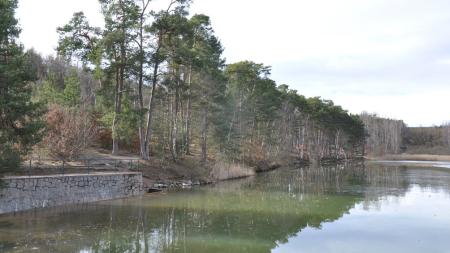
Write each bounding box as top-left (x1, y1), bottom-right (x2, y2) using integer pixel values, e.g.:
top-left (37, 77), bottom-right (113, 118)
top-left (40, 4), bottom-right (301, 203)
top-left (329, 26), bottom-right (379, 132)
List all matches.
top-left (1, 162), bottom-right (450, 253)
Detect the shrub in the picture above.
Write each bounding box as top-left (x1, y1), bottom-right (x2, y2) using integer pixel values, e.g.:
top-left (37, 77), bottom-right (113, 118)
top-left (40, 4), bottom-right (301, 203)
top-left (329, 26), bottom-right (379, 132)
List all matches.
top-left (43, 105), bottom-right (97, 160)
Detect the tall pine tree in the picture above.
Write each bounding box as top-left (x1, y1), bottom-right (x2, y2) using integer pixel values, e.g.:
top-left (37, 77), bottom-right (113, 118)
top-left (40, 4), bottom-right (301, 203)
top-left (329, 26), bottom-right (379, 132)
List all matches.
top-left (0, 0), bottom-right (43, 176)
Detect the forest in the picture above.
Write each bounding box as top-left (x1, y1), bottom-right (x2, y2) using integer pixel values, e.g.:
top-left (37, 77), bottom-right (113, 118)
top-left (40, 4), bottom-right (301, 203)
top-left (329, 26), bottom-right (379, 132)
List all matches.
top-left (402, 124), bottom-right (450, 155)
top-left (0, 0), bottom-right (378, 177)
top-left (361, 112), bottom-right (450, 156)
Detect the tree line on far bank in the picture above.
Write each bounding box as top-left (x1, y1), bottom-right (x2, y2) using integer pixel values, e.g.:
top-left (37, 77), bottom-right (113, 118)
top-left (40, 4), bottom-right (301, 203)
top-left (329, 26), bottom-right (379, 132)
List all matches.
top-left (2, 0), bottom-right (369, 176)
top-left (403, 123), bottom-right (450, 155)
top-left (361, 112), bottom-right (450, 156)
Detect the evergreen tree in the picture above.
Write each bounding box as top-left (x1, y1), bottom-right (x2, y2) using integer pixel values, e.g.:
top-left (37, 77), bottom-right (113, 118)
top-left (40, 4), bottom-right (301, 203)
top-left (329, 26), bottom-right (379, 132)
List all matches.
top-left (62, 70), bottom-right (81, 107)
top-left (0, 0), bottom-right (44, 175)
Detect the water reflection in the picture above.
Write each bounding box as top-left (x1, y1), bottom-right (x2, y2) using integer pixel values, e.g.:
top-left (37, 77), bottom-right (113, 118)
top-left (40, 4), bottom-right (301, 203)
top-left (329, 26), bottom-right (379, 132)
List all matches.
top-left (1, 162), bottom-right (450, 253)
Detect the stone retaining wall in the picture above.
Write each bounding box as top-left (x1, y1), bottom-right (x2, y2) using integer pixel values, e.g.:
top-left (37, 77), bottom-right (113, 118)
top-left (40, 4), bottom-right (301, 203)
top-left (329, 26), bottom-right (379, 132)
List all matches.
top-left (0, 172), bottom-right (143, 215)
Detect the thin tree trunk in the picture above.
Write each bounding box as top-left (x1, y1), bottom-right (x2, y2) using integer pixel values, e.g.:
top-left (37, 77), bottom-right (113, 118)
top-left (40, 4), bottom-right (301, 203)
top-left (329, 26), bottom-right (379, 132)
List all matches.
top-left (142, 32), bottom-right (163, 160)
top-left (142, 61), bottom-right (159, 160)
top-left (137, 22), bottom-right (145, 158)
top-left (335, 130), bottom-right (340, 159)
top-left (184, 64), bottom-right (192, 155)
top-left (112, 0), bottom-right (127, 155)
top-left (171, 71), bottom-right (179, 161)
top-left (137, 0), bottom-right (150, 158)
top-left (201, 105), bottom-right (209, 163)
top-left (112, 67), bottom-right (122, 155)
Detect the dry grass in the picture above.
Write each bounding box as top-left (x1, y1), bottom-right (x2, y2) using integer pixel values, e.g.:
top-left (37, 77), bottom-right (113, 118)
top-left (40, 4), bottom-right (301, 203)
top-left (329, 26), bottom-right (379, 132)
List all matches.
top-left (369, 154), bottom-right (450, 162)
top-left (210, 160), bottom-right (256, 181)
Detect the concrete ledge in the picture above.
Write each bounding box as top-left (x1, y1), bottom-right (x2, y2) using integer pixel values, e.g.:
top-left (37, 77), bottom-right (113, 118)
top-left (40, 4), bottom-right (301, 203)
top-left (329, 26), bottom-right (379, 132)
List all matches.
top-left (0, 172), bottom-right (144, 215)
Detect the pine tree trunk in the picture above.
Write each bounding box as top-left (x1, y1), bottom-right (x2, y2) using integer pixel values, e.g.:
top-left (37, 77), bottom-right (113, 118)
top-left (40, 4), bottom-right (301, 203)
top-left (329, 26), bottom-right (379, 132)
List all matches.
top-left (184, 64), bottom-right (192, 155)
top-left (142, 33), bottom-right (162, 160)
top-left (142, 61), bottom-right (159, 160)
top-left (138, 19), bottom-right (145, 159)
top-left (112, 68), bottom-right (122, 155)
top-left (137, 0), bottom-right (151, 159)
top-left (201, 105), bottom-right (209, 163)
top-left (171, 76), bottom-right (179, 161)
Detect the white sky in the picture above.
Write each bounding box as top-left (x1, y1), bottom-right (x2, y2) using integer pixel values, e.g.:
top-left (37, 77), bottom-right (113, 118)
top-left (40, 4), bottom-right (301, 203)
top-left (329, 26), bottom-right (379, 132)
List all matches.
top-left (16, 0), bottom-right (450, 127)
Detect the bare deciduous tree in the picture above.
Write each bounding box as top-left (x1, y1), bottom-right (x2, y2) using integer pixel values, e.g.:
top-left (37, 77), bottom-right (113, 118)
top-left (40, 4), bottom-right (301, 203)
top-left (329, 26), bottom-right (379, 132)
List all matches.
top-left (360, 112), bottom-right (406, 156)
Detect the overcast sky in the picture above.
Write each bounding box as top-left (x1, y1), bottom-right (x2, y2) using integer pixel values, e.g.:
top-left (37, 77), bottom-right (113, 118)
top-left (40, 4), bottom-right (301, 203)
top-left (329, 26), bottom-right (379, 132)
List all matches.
top-left (16, 0), bottom-right (450, 126)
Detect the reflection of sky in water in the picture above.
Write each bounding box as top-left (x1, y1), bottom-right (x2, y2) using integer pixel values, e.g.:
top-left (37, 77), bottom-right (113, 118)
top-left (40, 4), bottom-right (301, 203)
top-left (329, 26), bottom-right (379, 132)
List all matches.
top-left (434, 164), bottom-right (450, 169)
top-left (273, 186), bottom-right (450, 253)
top-left (373, 160), bottom-right (450, 169)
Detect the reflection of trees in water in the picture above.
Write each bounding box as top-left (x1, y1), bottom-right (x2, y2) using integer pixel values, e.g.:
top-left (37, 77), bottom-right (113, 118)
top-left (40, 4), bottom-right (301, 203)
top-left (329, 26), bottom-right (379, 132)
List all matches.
top-left (101, 188), bottom-right (360, 253)
top-left (250, 162), bottom-right (406, 197)
top-left (251, 162), bottom-right (450, 211)
top-left (0, 177), bottom-right (362, 253)
top-left (2, 164), bottom-right (450, 253)
top-left (362, 164), bottom-right (450, 209)
top-left (295, 162), bottom-right (450, 210)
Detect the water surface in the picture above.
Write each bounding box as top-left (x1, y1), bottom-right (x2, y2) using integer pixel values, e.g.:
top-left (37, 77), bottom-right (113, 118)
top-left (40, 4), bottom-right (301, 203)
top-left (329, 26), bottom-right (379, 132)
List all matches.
top-left (1, 163), bottom-right (450, 253)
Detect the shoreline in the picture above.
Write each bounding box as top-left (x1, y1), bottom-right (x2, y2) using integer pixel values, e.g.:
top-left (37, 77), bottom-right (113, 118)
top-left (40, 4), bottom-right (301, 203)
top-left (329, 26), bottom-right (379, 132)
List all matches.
top-left (146, 162), bottom-right (282, 191)
top-left (367, 154), bottom-right (450, 162)
top-left (367, 154), bottom-right (450, 169)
